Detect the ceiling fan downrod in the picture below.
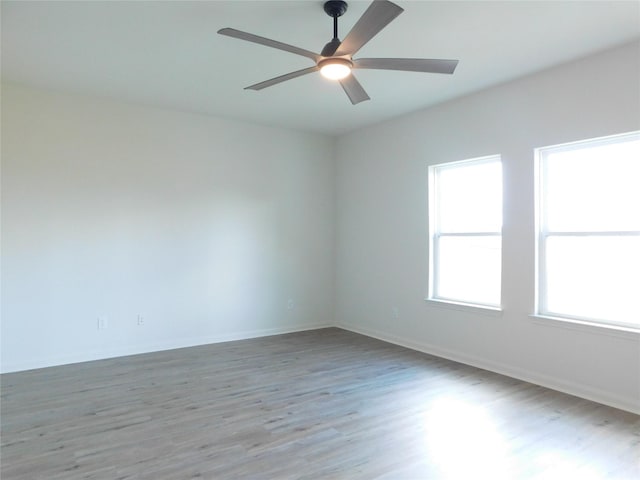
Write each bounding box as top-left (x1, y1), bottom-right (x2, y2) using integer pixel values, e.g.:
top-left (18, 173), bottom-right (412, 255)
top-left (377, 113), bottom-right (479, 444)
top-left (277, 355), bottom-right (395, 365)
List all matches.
top-left (321, 1), bottom-right (348, 57)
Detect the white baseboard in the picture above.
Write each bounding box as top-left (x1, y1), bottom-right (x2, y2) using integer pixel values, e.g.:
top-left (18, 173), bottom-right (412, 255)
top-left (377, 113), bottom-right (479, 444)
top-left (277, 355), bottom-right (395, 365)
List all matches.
top-left (337, 322), bottom-right (640, 415)
top-left (1, 323), bottom-right (332, 374)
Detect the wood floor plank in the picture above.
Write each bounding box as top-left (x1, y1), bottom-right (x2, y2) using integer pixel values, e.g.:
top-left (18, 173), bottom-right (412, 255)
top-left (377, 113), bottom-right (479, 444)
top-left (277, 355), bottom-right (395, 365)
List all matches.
top-left (1, 328), bottom-right (638, 479)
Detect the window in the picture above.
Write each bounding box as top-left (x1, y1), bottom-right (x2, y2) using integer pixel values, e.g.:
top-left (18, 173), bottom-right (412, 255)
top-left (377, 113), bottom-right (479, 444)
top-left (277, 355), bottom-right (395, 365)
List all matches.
top-left (428, 156), bottom-right (502, 308)
top-left (536, 131), bottom-right (640, 329)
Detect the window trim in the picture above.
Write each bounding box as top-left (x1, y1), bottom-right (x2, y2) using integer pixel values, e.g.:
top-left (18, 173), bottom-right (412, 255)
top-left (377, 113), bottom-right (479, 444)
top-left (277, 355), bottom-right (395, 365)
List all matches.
top-left (529, 314), bottom-right (639, 341)
top-left (428, 154), bottom-right (503, 310)
top-left (534, 131), bottom-right (640, 331)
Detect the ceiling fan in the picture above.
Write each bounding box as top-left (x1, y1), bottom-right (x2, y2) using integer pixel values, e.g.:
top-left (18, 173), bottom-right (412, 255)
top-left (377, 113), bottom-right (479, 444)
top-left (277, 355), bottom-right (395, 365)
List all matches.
top-left (218, 0), bottom-right (458, 105)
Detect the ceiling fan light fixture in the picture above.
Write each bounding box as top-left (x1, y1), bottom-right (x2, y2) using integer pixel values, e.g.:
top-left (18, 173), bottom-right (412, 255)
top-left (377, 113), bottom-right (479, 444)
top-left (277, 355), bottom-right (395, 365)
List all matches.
top-left (319, 58), bottom-right (352, 80)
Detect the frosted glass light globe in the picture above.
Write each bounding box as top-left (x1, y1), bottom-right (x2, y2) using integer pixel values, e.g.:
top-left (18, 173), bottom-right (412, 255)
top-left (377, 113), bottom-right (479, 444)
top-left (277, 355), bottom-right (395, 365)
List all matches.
top-left (319, 58), bottom-right (352, 80)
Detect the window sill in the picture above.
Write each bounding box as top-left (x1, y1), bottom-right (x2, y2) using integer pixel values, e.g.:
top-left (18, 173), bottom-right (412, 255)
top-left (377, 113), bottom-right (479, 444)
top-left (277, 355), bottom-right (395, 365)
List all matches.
top-left (425, 298), bottom-right (503, 317)
top-left (529, 314), bottom-right (639, 341)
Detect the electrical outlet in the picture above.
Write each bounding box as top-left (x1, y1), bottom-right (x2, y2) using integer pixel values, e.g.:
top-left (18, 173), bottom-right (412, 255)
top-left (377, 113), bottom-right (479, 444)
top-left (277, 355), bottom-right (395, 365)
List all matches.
top-left (392, 307), bottom-right (399, 320)
top-left (97, 316), bottom-right (108, 330)
top-left (137, 314), bottom-right (144, 326)
top-left (287, 299), bottom-right (294, 310)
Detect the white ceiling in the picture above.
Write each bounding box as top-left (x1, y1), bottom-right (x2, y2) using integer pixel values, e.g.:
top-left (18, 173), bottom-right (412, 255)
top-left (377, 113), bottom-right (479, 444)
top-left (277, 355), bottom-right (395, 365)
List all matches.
top-left (2, 1), bottom-right (639, 136)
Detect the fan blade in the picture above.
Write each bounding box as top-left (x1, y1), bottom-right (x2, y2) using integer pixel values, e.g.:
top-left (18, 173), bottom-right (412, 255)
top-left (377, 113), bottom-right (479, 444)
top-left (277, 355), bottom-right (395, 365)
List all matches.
top-left (245, 66), bottom-right (319, 91)
top-left (218, 28), bottom-right (319, 62)
top-left (335, 0), bottom-right (403, 57)
top-left (354, 58), bottom-right (458, 74)
top-left (339, 74), bottom-right (370, 105)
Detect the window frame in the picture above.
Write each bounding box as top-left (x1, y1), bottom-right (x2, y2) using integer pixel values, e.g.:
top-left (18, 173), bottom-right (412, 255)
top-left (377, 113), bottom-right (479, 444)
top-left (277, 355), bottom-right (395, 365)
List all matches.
top-left (428, 155), bottom-right (503, 310)
top-left (535, 131), bottom-right (640, 330)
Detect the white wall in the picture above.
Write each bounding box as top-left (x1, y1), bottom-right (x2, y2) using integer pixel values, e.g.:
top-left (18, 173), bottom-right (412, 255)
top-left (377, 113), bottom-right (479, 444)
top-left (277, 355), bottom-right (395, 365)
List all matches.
top-left (334, 41), bottom-right (640, 414)
top-left (1, 83), bottom-right (335, 372)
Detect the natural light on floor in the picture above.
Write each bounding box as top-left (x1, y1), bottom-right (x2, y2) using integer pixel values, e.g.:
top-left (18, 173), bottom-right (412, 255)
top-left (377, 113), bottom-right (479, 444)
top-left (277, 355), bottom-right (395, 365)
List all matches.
top-left (424, 397), bottom-right (511, 479)
top-left (422, 397), bottom-right (608, 479)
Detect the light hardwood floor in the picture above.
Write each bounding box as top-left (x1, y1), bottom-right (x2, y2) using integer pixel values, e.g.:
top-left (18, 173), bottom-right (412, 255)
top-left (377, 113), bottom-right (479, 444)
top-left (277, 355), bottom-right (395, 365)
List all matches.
top-left (1, 328), bottom-right (639, 479)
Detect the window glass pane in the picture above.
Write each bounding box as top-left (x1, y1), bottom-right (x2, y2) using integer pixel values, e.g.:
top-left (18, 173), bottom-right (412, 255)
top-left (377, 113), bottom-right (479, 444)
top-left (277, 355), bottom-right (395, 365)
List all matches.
top-left (437, 160), bottom-right (502, 233)
top-left (544, 236), bottom-right (640, 326)
top-left (544, 138), bottom-right (640, 232)
top-left (436, 236), bottom-right (502, 306)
